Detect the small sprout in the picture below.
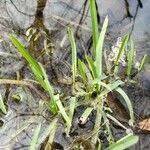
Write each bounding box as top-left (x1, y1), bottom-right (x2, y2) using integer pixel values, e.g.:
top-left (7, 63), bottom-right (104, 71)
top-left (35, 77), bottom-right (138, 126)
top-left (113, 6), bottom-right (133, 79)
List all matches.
top-left (12, 94), bottom-right (21, 102)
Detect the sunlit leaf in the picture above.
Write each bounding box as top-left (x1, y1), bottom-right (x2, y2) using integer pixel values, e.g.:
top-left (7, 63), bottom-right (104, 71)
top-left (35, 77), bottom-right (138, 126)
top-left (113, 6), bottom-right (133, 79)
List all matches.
top-left (89, 0), bottom-right (99, 56)
top-left (106, 133), bottom-right (139, 150)
top-left (55, 94), bottom-right (71, 127)
top-left (114, 34), bottom-right (129, 66)
top-left (95, 16), bottom-right (108, 78)
top-left (79, 107), bottom-right (93, 124)
top-left (38, 63), bottom-right (58, 113)
top-left (10, 36), bottom-right (43, 78)
top-left (68, 27), bottom-right (77, 84)
top-left (138, 55), bottom-right (147, 73)
top-left (99, 80), bottom-right (124, 97)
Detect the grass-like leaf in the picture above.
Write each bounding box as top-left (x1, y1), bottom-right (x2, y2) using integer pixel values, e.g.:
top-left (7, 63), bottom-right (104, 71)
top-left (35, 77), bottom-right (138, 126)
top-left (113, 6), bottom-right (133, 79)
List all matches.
top-left (29, 123), bottom-right (41, 150)
top-left (79, 107), bottom-right (93, 124)
top-left (10, 35), bottom-right (58, 114)
top-left (37, 118), bottom-right (58, 146)
top-left (82, 60), bottom-right (93, 81)
top-left (127, 38), bottom-right (135, 76)
top-left (114, 34), bottom-right (129, 66)
top-left (102, 112), bottom-right (114, 141)
top-left (10, 36), bottom-right (43, 78)
top-left (86, 55), bottom-right (97, 79)
top-left (39, 118), bottom-right (58, 149)
top-left (78, 59), bottom-right (87, 85)
top-left (68, 27), bottom-right (77, 84)
top-left (107, 114), bottom-right (128, 130)
top-left (67, 97), bottom-right (76, 135)
top-left (10, 36), bottom-right (48, 91)
top-left (95, 17), bottom-right (108, 78)
top-left (89, 0), bottom-right (99, 56)
top-left (99, 80), bottom-right (124, 97)
top-left (138, 54), bottom-right (147, 73)
top-left (90, 79), bottom-right (112, 92)
top-left (92, 98), bottom-right (103, 144)
top-left (30, 65), bottom-right (47, 90)
top-left (115, 87), bottom-right (134, 125)
top-left (0, 94), bottom-right (7, 114)
top-left (106, 133), bottom-right (139, 150)
top-left (38, 63), bottom-right (58, 113)
top-left (55, 94), bottom-right (71, 127)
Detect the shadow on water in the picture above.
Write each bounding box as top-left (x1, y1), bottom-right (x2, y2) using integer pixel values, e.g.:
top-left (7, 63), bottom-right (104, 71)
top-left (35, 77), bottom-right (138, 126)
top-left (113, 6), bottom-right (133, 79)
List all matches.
top-left (0, 0), bottom-right (150, 149)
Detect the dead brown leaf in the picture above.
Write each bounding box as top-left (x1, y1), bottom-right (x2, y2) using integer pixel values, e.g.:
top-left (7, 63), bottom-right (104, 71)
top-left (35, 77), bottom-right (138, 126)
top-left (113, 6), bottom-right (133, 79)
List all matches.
top-left (106, 93), bottom-right (130, 123)
top-left (138, 118), bottom-right (150, 132)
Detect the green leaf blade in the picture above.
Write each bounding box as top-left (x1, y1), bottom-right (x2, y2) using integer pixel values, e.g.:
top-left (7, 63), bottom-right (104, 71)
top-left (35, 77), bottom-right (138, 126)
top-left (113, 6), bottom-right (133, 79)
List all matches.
top-left (89, 0), bottom-right (99, 56)
top-left (138, 54), bottom-right (147, 73)
top-left (67, 27), bottom-right (77, 84)
top-left (95, 17), bottom-right (108, 78)
top-left (78, 59), bottom-right (87, 85)
top-left (29, 123), bottom-right (42, 150)
top-left (55, 94), bottom-right (71, 127)
top-left (86, 55), bottom-right (97, 79)
top-left (106, 133), bottom-right (139, 150)
top-left (10, 35), bottom-right (43, 77)
top-left (127, 38), bottom-right (135, 76)
top-left (114, 34), bottom-right (129, 66)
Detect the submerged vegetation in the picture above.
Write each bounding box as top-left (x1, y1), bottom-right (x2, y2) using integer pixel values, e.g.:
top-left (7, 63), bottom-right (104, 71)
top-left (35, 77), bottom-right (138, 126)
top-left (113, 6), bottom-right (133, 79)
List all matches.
top-left (0, 0), bottom-right (148, 149)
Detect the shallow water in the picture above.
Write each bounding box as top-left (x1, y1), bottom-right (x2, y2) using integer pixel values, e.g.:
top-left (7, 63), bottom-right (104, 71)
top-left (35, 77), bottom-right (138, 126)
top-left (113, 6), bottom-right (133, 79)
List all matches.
top-left (0, 0), bottom-right (150, 149)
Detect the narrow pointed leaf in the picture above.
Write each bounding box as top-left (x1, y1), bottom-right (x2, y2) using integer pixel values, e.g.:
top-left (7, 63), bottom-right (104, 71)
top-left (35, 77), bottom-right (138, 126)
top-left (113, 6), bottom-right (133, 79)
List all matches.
top-left (95, 17), bottom-right (108, 78)
top-left (106, 133), bottom-right (138, 150)
top-left (68, 27), bottom-right (77, 83)
top-left (138, 55), bottom-right (147, 72)
top-left (89, 0), bottom-right (99, 56)
top-left (29, 123), bottom-right (41, 150)
top-left (99, 80), bottom-right (124, 97)
top-left (78, 59), bottom-right (87, 84)
top-left (55, 94), bottom-right (71, 127)
top-left (114, 34), bottom-right (129, 66)
top-left (127, 38), bottom-right (135, 76)
top-left (86, 55), bottom-right (97, 79)
top-left (10, 35), bottom-right (43, 77)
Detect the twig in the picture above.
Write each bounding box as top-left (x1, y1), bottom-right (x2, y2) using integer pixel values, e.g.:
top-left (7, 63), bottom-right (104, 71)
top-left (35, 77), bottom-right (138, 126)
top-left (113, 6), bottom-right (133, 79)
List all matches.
top-left (0, 79), bottom-right (47, 100)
